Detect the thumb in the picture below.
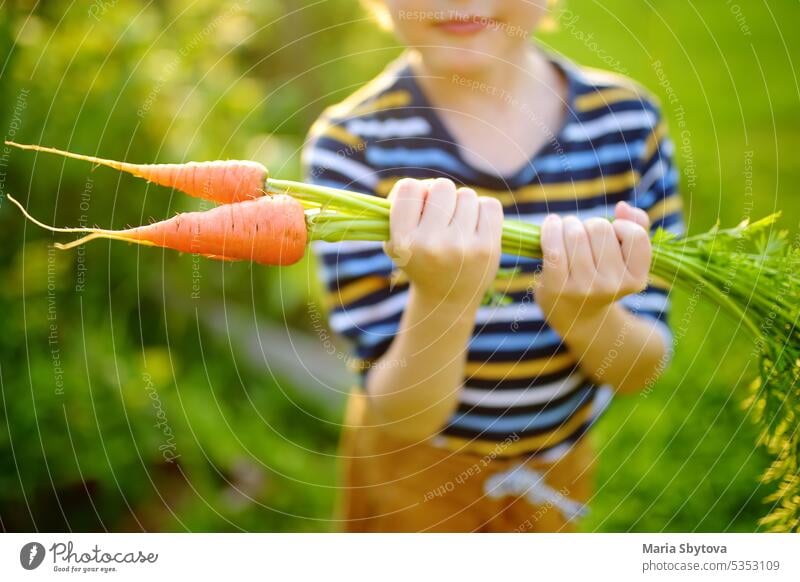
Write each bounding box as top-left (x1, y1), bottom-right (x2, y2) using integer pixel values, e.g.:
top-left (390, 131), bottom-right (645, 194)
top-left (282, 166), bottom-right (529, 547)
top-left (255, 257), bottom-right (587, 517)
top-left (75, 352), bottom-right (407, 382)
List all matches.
top-left (615, 200), bottom-right (650, 231)
top-left (384, 238), bottom-right (412, 267)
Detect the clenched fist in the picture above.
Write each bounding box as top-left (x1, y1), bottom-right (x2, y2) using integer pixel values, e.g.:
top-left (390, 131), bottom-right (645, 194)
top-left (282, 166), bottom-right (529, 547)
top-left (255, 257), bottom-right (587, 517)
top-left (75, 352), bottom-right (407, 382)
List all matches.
top-left (536, 200), bottom-right (652, 323)
top-left (384, 178), bottom-right (504, 310)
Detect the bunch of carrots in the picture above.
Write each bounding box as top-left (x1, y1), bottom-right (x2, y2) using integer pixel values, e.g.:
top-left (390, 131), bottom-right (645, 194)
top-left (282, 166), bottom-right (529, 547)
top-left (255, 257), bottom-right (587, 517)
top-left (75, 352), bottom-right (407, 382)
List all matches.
top-left (6, 141), bottom-right (800, 532)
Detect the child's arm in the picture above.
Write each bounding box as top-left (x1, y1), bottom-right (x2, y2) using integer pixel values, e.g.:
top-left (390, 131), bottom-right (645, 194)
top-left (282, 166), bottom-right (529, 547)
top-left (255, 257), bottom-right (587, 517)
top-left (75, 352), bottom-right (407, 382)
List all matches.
top-left (536, 201), bottom-right (667, 394)
top-left (364, 178), bottom-right (504, 440)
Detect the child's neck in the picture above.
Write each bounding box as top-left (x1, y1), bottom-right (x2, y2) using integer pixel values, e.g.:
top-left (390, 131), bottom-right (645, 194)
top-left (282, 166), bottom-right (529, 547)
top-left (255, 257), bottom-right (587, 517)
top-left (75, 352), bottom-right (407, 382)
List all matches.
top-left (406, 45), bottom-right (569, 178)
top-left (408, 45), bottom-right (550, 112)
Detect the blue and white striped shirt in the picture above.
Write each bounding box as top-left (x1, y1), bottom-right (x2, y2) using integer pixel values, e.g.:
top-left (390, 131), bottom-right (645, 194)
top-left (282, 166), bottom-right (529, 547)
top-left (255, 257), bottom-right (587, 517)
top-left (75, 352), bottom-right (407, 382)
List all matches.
top-left (304, 50), bottom-right (685, 460)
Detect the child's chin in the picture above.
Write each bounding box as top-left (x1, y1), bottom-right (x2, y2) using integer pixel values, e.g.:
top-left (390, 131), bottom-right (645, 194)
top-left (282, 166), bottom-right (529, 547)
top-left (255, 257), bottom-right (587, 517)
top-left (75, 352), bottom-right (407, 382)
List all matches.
top-left (419, 47), bottom-right (500, 77)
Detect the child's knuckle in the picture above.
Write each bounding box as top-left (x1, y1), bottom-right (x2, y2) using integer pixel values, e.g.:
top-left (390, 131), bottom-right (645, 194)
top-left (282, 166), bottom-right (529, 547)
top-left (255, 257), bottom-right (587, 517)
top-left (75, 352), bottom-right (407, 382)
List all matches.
top-left (585, 217), bottom-right (609, 235)
top-left (438, 237), bottom-right (463, 257)
top-left (563, 283), bottom-right (583, 299)
top-left (393, 177), bottom-right (420, 196)
top-left (483, 196), bottom-right (503, 211)
top-left (471, 242), bottom-right (492, 259)
top-left (480, 197), bottom-right (503, 219)
top-left (626, 273), bottom-right (647, 293)
top-left (543, 249), bottom-right (561, 267)
top-left (423, 236), bottom-right (453, 258)
top-left (591, 279), bottom-right (612, 297)
top-left (456, 186), bottom-right (477, 200)
top-left (632, 226), bottom-right (650, 244)
top-left (411, 236), bottom-right (434, 255)
top-left (563, 225), bottom-right (583, 245)
top-left (431, 177), bottom-right (456, 193)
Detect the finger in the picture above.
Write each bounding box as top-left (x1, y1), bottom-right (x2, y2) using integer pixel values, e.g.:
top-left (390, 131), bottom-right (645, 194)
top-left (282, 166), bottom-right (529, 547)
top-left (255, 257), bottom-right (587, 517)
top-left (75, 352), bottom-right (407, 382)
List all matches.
top-left (615, 200), bottom-right (650, 231)
top-left (539, 214), bottom-right (568, 289)
top-left (476, 196), bottom-right (504, 240)
top-left (385, 179), bottom-right (426, 264)
top-left (388, 178), bottom-right (426, 236)
top-left (584, 217), bottom-right (626, 280)
top-left (614, 219), bottom-right (652, 281)
top-left (562, 215), bottom-right (595, 280)
top-left (419, 178), bottom-right (457, 229)
top-left (450, 187), bottom-right (480, 235)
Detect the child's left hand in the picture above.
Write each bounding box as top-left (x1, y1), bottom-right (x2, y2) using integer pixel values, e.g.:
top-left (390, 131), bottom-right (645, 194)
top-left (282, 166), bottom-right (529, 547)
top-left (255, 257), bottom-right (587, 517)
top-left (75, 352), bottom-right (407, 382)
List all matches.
top-left (536, 201), bottom-right (652, 324)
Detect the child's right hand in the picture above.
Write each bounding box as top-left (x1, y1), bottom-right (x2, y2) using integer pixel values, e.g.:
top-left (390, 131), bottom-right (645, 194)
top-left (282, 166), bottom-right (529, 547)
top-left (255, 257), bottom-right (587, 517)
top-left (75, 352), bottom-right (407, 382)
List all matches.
top-left (384, 178), bottom-right (504, 310)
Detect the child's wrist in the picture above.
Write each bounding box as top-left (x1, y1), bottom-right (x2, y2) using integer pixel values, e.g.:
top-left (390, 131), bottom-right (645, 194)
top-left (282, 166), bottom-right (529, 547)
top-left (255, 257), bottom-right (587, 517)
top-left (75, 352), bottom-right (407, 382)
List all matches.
top-left (543, 298), bottom-right (616, 337)
top-left (409, 285), bottom-right (482, 323)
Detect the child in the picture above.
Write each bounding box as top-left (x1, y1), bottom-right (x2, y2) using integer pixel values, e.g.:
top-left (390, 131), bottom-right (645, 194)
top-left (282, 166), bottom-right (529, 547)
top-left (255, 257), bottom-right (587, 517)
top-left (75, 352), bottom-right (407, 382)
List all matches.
top-left (303, 0), bottom-right (684, 532)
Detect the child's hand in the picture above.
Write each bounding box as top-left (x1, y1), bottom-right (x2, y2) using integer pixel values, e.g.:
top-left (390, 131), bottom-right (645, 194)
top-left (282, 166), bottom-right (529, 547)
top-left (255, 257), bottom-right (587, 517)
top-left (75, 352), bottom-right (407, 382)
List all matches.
top-left (384, 178), bottom-right (504, 310)
top-left (536, 201), bottom-right (652, 324)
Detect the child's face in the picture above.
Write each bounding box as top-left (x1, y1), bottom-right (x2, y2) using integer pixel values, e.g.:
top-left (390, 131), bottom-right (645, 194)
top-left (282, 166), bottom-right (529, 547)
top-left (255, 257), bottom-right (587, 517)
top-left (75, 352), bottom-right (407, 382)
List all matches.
top-left (384, 0), bottom-right (548, 75)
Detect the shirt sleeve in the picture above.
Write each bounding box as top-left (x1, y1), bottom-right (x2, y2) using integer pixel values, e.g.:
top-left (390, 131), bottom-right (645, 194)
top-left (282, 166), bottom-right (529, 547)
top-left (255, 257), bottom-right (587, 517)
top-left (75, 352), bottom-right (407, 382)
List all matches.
top-left (302, 126), bottom-right (404, 378)
top-left (621, 102), bottom-right (686, 361)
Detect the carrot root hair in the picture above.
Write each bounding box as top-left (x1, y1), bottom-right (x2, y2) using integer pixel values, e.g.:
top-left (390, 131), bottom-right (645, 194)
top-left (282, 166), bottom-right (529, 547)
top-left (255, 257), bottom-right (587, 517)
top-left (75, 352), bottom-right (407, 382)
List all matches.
top-left (6, 141), bottom-right (144, 174)
top-left (54, 233), bottom-right (155, 250)
top-left (7, 194), bottom-right (152, 249)
top-left (5, 141), bottom-right (269, 204)
top-left (7, 194), bottom-right (104, 235)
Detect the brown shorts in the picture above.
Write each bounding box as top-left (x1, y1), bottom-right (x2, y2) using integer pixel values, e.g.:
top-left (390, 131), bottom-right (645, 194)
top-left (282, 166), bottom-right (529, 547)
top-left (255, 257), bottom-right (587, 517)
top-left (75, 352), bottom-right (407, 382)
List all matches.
top-left (337, 391), bottom-right (597, 532)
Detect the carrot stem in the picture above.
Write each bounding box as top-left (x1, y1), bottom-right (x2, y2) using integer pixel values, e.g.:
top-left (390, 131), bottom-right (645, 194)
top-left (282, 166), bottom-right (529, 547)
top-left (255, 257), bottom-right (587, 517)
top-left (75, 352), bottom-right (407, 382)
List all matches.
top-left (267, 178), bottom-right (389, 217)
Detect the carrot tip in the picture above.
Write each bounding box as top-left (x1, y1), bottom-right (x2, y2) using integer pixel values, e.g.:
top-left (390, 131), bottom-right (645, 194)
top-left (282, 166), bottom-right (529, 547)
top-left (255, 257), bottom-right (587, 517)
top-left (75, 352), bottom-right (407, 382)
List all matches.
top-left (54, 235), bottom-right (96, 250)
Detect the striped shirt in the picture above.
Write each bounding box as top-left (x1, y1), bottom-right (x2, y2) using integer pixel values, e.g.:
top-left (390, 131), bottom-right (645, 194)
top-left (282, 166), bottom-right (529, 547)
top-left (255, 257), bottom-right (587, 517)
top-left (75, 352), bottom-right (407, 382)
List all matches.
top-left (303, 50), bottom-right (685, 461)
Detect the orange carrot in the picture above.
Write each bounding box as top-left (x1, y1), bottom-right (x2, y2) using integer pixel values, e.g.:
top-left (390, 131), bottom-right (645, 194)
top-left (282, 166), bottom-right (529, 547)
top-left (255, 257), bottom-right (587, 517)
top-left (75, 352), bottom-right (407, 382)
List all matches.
top-left (5, 141), bottom-right (268, 204)
top-left (7, 194), bottom-right (307, 266)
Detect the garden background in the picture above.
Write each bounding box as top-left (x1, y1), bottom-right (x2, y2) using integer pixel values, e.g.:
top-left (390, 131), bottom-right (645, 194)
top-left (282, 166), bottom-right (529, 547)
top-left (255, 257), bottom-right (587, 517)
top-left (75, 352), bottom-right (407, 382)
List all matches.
top-left (1, 0), bottom-right (798, 531)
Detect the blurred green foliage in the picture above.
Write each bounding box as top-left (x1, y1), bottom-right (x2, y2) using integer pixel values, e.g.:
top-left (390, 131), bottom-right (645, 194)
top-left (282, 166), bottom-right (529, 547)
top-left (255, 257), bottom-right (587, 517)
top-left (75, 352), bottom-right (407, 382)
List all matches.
top-left (0, 0), bottom-right (797, 531)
